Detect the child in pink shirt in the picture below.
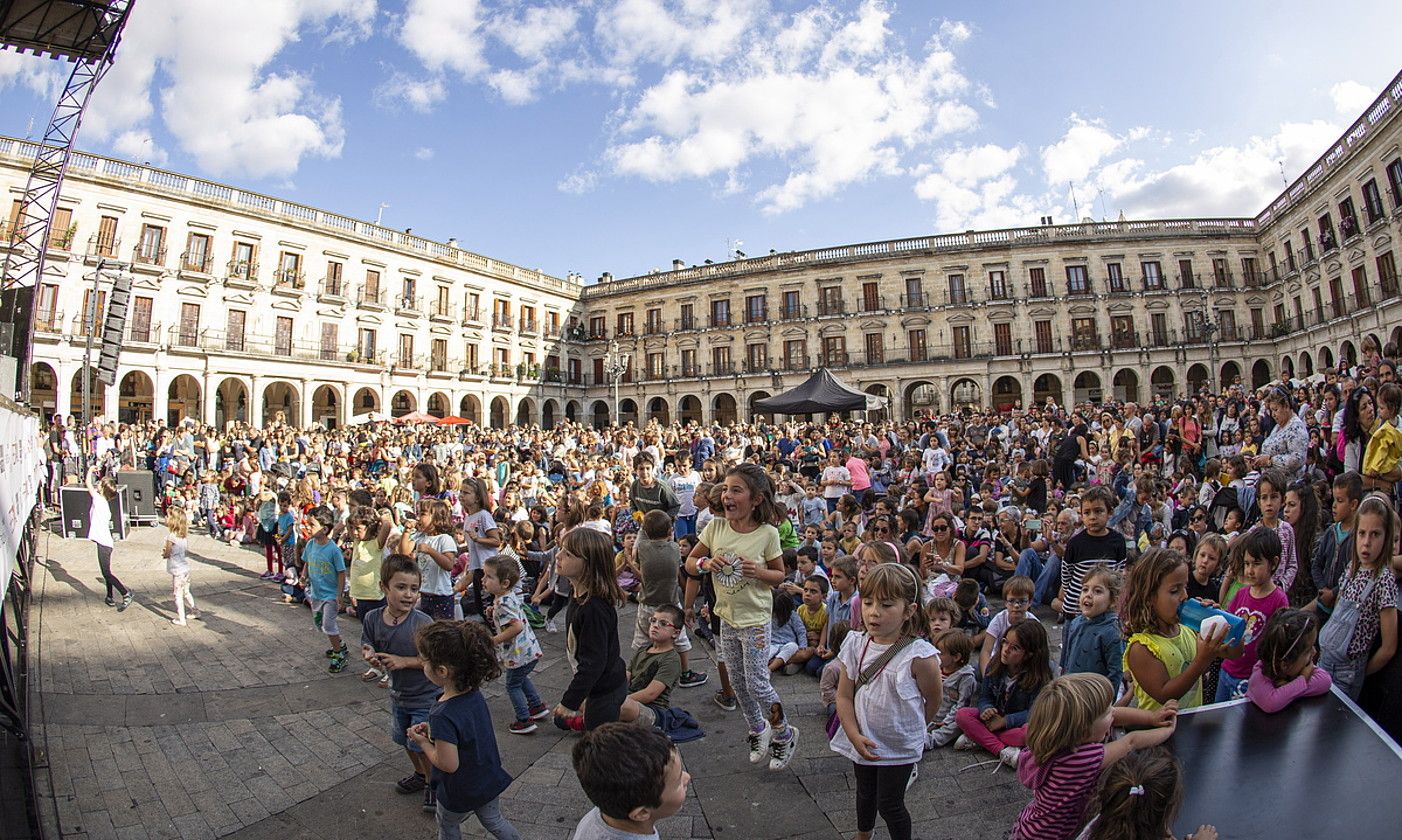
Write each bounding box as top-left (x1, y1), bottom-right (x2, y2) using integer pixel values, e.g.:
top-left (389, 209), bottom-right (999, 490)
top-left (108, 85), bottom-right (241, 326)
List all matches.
top-left (1247, 609), bottom-right (1332, 713)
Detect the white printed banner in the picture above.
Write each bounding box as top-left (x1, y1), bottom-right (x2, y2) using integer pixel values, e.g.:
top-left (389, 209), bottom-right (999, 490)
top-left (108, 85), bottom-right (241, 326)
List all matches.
top-left (0, 402), bottom-right (44, 602)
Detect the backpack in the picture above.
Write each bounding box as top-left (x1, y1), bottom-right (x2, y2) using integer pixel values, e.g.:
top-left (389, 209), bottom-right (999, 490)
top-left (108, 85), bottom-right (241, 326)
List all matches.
top-left (1207, 485), bottom-right (1240, 531)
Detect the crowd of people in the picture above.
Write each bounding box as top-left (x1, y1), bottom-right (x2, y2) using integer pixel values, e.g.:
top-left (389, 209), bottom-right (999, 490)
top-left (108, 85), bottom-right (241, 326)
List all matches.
top-left (49, 350), bottom-right (1402, 840)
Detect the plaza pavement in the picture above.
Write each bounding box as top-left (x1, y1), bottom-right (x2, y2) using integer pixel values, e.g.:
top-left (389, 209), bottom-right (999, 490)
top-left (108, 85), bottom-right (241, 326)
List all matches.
top-left (29, 520), bottom-right (1037, 840)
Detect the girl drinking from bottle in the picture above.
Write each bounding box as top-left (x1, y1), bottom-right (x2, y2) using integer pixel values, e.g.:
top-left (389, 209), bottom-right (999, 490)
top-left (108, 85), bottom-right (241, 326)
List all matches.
top-left (685, 464), bottom-right (799, 772)
top-left (830, 563), bottom-right (942, 840)
top-left (1122, 548), bottom-right (1229, 710)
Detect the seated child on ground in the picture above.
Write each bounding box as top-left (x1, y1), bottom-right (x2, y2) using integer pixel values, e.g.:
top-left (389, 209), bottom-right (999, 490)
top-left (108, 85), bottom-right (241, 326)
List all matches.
top-left (926, 630), bottom-right (976, 749)
top-left (619, 605), bottom-right (685, 729)
top-left (979, 576), bottom-right (1039, 676)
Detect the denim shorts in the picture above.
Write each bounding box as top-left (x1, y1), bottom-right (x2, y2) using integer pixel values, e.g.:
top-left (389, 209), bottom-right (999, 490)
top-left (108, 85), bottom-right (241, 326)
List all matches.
top-left (390, 702), bottom-right (432, 752)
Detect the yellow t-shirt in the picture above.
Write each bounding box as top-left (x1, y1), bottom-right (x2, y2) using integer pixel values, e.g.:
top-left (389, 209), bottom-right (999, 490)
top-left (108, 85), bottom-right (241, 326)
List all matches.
top-left (700, 518), bottom-right (782, 629)
top-left (348, 538), bottom-right (382, 601)
top-left (798, 603), bottom-right (828, 636)
top-left (1363, 420), bottom-right (1402, 478)
top-left (1124, 625), bottom-right (1203, 710)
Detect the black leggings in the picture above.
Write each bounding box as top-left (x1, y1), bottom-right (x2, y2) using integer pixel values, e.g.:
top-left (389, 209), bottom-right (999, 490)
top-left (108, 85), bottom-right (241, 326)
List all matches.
top-left (853, 762), bottom-right (913, 840)
top-left (96, 544), bottom-right (128, 599)
top-left (541, 592), bottom-right (568, 621)
top-left (583, 683), bottom-right (627, 731)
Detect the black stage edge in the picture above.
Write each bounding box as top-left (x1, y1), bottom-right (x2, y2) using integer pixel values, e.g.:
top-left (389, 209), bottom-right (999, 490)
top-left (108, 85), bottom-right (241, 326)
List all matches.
top-left (1169, 688), bottom-right (1402, 839)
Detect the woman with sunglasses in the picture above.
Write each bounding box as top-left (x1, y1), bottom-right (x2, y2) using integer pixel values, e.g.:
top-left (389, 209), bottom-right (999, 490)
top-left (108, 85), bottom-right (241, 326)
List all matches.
top-left (919, 513), bottom-right (966, 585)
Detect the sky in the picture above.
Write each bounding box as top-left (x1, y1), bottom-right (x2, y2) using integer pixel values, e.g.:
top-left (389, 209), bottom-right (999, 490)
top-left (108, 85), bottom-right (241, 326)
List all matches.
top-left (1, 0), bottom-right (1400, 283)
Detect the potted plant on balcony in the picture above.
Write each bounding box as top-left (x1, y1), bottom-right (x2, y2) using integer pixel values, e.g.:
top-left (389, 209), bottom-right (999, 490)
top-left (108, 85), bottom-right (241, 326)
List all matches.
top-left (346, 348), bottom-right (361, 362)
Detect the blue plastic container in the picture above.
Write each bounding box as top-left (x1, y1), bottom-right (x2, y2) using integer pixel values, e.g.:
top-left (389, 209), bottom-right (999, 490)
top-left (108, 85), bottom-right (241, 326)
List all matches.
top-left (1177, 599), bottom-right (1246, 647)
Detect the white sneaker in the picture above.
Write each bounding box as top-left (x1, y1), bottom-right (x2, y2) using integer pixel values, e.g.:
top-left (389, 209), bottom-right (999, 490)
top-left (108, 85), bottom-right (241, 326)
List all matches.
top-left (999, 746), bottom-right (1022, 768)
top-left (545, 619), bottom-right (559, 634)
top-left (747, 723), bottom-right (772, 764)
top-left (768, 726), bottom-right (798, 772)
top-left (953, 734), bottom-right (979, 751)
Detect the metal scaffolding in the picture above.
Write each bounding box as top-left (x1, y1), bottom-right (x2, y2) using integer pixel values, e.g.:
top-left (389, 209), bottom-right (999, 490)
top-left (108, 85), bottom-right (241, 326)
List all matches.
top-left (0, 0), bottom-right (136, 401)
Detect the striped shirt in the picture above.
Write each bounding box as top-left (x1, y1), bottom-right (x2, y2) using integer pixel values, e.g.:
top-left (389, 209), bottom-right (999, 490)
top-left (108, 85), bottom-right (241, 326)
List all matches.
top-left (1011, 742), bottom-right (1106, 840)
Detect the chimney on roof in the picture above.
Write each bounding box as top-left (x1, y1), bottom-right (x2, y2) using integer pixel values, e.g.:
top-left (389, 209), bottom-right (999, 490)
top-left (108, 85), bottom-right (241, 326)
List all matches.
top-left (447, 238), bottom-right (458, 248)
top-left (601, 272), bottom-right (613, 283)
top-left (672, 259), bottom-right (684, 270)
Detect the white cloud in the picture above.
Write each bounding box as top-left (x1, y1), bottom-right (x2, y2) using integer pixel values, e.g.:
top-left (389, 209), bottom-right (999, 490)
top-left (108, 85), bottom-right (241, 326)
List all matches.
top-left (604, 1), bottom-right (981, 213)
top-left (557, 169), bottom-right (598, 194)
top-left (1040, 115), bottom-right (1123, 185)
top-left (72, 0), bottom-right (365, 179)
top-left (375, 71), bottom-right (447, 112)
top-left (1096, 119), bottom-right (1342, 219)
top-left (912, 143), bottom-right (1043, 231)
top-left (414, 146), bottom-right (435, 161)
top-left (111, 130), bottom-right (168, 166)
top-left (1330, 79), bottom-right (1375, 116)
top-left (398, 0), bottom-right (489, 77)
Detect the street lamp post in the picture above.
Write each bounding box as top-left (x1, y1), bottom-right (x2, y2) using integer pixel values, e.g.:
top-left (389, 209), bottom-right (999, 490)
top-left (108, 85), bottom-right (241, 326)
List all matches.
top-left (604, 339), bottom-right (631, 427)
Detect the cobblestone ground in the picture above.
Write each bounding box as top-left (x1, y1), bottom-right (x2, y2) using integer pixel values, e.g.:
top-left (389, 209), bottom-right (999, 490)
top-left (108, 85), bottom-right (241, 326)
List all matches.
top-left (31, 522), bottom-right (1043, 840)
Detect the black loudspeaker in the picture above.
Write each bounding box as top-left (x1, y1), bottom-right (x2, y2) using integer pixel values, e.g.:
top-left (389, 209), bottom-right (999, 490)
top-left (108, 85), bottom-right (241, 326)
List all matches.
top-left (118, 469), bottom-right (158, 522)
top-left (59, 486), bottom-right (128, 540)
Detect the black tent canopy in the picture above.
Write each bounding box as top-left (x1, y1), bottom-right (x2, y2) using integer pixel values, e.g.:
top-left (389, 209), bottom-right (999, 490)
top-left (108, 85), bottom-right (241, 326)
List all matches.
top-left (753, 368), bottom-right (889, 414)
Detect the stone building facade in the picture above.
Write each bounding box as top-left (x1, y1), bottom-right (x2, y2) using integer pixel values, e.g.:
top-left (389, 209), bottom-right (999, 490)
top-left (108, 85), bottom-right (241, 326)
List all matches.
top-left (5, 70), bottom-right (1402, 429)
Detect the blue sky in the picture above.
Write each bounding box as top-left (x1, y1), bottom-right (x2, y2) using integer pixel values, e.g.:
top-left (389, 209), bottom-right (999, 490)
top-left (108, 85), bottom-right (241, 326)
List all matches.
top-left (2, 1), bottom-right (1400, 282)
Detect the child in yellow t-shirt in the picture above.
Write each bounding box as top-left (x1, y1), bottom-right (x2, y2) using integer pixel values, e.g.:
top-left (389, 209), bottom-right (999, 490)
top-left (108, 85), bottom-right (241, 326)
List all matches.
top-left (1121, 548), bottom-right (1229, 711)
top-left (1363, 384), bottom-right (1402, 486)
top-left (684, 464), bottom-right (797, 771)
top-left (797, 576), bottom-right (829, 649)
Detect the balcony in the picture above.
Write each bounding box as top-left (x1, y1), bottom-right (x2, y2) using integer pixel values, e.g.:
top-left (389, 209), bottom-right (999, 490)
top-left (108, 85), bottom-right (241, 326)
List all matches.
top-left (179, 251), bottom-right (213, 276)
top-left (545, 322), bottom-right (564, 338)
top-left (492, 313), bottom-right (513, 331)
top-left (614, 325), bottom-right (635, 338)
top-left (641, 367), bottom-right (668, 382)
top-left (987, 284), bottom-right (1014, 302)
top-left (132, 243), bottom-right (166, 270)
top-left (462, 306), bottom-right (483, 326)
top-left (125, 319), bottom-right (159, 345)
top-left (1140, 276), bottom-right (1167, 292)
top-left (818, 351), bottom-right (849, 367)
top-left (1026, 283), bottom-right (1052, 300)
top-left (1069, 333), bottom-right (1103, 351)
top-left (430, 299), bottom-right (455, 322)
top-left (711, 361), bottom-right (736, 376)
top-left (318, 276), bottom-right (347, 302)
top-left (1242, 271), bottom-right (1269, 289)
top-left (35, 308), bottom-right (63, 334)
top-left (675, 316), bottom-right (698, 332)
top-left (945, 288), bottom-right (970, 306)
top-left (272, 268), bottom-right (305, 294)
top-left (744, 307), bottom-right (768, 324)
top-left (817, 299), bottom-right (845, 317)
top-left (394, 354), bottom-right (424, 371)
top-left (85, 234), bottom-right (120, 261)
top-left (781, 355), bottom-right (810, 371)
top-left (1066, 282), bottom-right (1093, 297)
top-left (395, 294), bottom-right (423, 316)
top-left (642, 320), bottom-right (666, 336)
top-left (899, 292), bottom-right (928, 310)
top-left (708, 314), bottom-right (731, 328)
top-left (519, 319), bottom-right (539, 334)
top-left (677, 364), bottom-right (700, 378)
top-left (1111, 331), bottom-right (1138, 350)
top-left (1212, 271), bottom-right (1234, 289)
top-left (778, 304), bottom-right (807, 320)
top-left (1179, 273), bottom-right (1198, 290)
top-left (429, 355), bottom-right (452, 373)
top-left (1106, 278), bottom-right (1131, 296)
top-left (585, 326), bottom-right (608, 341)
top-left (356, 285), bottom-right (386, 310)
top-left (743, 358), bottom-right (771, 374)
top-left (226, 260), bottom-right (259, 289)
top-left (858, 296), bottom-right (885, 313)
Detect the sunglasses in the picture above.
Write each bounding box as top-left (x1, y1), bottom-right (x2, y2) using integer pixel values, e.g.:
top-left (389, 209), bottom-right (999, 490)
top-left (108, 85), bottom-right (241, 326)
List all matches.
top-left (931, 525), bottom-right (949, 532)
top-left (1191, 514), bottom-right (1206, 522)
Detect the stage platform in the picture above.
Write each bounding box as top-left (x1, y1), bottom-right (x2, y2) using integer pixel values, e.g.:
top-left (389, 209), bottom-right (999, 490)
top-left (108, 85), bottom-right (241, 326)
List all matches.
top-left (1171, 689), bottom-right (1402, 839)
